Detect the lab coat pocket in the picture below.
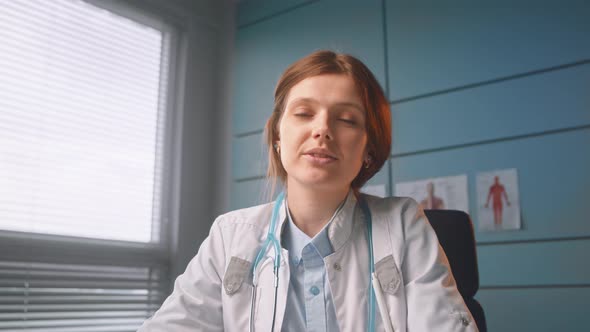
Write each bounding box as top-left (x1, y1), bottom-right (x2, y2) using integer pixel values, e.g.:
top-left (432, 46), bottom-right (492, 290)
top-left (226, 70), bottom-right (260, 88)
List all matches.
top-left (375, 255), bottom-right (401, 295)
top-left (374, 255), bottom-right (407, 331)
top-left (223, 256), bottom-right (252, 296)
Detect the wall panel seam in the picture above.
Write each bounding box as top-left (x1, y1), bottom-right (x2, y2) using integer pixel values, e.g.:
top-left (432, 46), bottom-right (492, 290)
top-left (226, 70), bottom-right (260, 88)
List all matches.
top-left (235, 175), bottom-right (265, 182)
top-left (237, 0), bottom-right (319, 29)
top-left (391, 124), bottom-right (590, 159)
top-left (479, 284), bottom-right (590, 290)
top-left (233, 110), bottom-right (590, 141)
top-left (477, 235), bottom-right (590, 246)
top-left (234, 129), bottom-right (264, 138)
top-left (381, 0), bottom-right (390, 100)
top-left (390, 58), bottom-right (590, 105)
top-left (234, 123), bottom-right (588, 181)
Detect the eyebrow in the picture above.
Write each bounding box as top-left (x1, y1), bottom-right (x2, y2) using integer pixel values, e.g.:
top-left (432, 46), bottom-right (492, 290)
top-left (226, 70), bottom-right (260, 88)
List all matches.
top-left (288, 97), bottom-right (364, 113)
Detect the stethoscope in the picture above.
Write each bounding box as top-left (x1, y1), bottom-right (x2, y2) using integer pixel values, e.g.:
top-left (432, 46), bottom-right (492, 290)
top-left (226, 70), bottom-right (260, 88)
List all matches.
top-left (249, 192), bottom-right (394, 332)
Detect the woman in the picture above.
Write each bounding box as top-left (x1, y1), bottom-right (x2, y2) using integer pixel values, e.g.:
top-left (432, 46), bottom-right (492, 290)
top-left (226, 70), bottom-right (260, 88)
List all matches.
top-left (138, 51), bottom-right (477, 331)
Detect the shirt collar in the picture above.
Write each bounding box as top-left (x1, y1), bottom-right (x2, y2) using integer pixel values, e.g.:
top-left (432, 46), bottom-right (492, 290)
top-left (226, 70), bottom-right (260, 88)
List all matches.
top-left (327, 190), bottom-right (358, 252)
top-left (283, 204), bottom-right (334, 263)
top-left (277, 190), bottom-right (358, 260)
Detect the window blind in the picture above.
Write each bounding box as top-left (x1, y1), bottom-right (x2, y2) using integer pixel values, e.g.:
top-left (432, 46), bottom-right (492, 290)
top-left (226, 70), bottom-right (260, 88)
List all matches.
top-left (0, 0), bottom-right (170, 243)
top-left (0, 0), bottom-right (179, 330)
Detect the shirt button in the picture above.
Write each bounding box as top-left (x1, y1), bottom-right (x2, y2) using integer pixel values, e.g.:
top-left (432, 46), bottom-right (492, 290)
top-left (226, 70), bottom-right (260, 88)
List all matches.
top-left (333, 263), bottom-right (342, 271)
top-left (310, 286), bottom-right (320, 296)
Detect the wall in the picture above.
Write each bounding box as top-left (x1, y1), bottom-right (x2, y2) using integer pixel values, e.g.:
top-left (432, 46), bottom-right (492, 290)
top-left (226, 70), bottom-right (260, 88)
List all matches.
top-left (231, 0), bottom-right (590, 330)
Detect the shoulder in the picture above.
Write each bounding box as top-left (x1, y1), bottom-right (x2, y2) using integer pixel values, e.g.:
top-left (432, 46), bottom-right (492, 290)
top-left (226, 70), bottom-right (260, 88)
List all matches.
top-left (215, 202), bottom-right (274, 229)
top-left (199, 202), bottom-right (279, 266)
top-left (360, 193), bottom-right (428, 242)
top-left (361, 193), bottom-right (421, 218)
top-left (210, 202), bottom-right (278, 251)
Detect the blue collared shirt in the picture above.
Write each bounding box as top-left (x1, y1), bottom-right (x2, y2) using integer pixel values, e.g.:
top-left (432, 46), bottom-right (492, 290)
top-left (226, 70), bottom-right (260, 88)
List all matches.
top-left (281, 199), bottom-right (345, 332)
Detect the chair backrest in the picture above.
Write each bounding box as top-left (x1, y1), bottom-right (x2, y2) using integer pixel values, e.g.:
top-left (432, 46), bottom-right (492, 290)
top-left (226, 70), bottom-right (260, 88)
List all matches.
top-left (424, 209), bottom-right (487, 332)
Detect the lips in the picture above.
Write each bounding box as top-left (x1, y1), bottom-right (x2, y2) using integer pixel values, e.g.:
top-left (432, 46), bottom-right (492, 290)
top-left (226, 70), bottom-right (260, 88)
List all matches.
top-left (303, 148), bottom-right (338, 165)
top-left (307, 153), bottom-right (336, 159)
top-left (303, 148), bottom-right (337, 159)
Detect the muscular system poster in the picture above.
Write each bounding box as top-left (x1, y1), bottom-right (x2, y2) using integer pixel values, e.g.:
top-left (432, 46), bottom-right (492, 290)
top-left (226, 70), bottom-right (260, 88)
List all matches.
top-left (476, 168), bottom-right (521, 231)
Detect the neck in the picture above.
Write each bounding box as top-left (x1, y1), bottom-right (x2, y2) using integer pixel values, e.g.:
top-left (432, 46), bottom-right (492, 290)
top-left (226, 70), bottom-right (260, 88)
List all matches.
top-left (286, 181), bottom-right (350, 238)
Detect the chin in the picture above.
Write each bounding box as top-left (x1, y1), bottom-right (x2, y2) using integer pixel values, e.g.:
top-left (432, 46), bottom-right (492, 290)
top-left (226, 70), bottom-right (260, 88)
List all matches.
top-left (296, 174), bottom-right (350, 191)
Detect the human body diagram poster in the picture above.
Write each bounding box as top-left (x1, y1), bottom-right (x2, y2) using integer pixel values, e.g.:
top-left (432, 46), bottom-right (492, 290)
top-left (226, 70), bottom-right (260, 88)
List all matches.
top-left (476, 168), bottom-right (521, 232)
top-left (394, 175), bottom-right (469, 213)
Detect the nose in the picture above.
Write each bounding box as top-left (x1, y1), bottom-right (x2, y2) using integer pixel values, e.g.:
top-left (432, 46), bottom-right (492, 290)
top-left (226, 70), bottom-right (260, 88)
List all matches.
top-left (311, 113), bottom-right (332, 141)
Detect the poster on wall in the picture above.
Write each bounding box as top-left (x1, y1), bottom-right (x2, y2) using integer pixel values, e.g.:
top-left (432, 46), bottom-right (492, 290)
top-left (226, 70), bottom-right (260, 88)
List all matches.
top-left (476, 168), bottom-right (521, 232)
top-left (394, 175), bottom-right (469, 213)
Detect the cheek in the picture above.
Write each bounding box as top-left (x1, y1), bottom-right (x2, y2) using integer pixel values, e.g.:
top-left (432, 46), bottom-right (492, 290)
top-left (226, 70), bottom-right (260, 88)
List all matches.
top-left (348, 135), bottom-right (368, 160)
top-left (278, 125), bottom-right (297, 163)
top-left (279, 122), bottom-right (304, 151)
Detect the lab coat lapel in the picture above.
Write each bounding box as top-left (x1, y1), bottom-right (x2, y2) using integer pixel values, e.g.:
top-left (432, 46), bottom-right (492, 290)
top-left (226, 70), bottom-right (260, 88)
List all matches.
top-left (325, 214), bottom-right (369, 331)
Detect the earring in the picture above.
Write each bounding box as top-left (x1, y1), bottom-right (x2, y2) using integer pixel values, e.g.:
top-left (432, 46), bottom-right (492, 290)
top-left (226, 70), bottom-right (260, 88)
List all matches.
top-left (364, 156), bottom-right (372, 169)
top-left (274, 143), bottom-right (280, 154)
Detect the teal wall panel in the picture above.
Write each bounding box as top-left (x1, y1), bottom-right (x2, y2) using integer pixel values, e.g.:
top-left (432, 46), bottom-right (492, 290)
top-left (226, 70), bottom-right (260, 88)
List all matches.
top-left (232, 133), bottom-right (267, 180)
top-left (362, 158), bottom-right (391, 197)
top-left (477, 288), bottom-right (590, 331)
top-left (231, 178), bottom-right (273, 210)
top-left (392, 128), bottom-right (590, 243)
top-left (386, 0), bottom-right (590, 100)
top-left (478, 239), bottom-right (590, 286)
top-left (392, 64), bottom-right (590, 155)
top-left (233, 0), bottom-right (386, 135)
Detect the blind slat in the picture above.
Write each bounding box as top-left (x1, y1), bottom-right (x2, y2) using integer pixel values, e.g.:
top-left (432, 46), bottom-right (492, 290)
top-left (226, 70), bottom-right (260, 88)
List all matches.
top-left (0, 296), bottom-right (162, 304)
top-left (0, 303), bottom-right (162, 312)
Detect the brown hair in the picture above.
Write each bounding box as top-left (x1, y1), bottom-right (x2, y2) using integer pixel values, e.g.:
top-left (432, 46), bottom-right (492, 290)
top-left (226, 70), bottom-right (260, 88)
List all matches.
top-left (264, 50), bottom-right (391, 195)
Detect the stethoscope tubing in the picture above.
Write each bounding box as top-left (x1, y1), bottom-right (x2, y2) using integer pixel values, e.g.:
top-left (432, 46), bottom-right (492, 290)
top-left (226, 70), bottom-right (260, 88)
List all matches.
top-left (360, 196), bottom-right (378, 332)
top-left (249, 192), bottom-right (284, 332)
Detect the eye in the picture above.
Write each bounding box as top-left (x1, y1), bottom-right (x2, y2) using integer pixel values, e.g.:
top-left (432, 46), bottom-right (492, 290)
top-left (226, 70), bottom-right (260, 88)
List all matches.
top-left (294, 112), bottom-right (312, 117)
top-left (293, 108), bottom-right (313, 117)
top-left (338, 118), bottom-right (357, 125)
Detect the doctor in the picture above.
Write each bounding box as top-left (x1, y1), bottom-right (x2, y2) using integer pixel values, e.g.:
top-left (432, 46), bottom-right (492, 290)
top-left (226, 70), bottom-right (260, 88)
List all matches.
top-left (138, 50), bottom-right (478, 331)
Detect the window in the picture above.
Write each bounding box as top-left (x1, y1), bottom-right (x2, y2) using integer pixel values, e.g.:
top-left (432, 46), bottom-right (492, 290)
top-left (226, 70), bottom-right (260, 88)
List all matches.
top-left (0, 0), bottom-right (180, 330)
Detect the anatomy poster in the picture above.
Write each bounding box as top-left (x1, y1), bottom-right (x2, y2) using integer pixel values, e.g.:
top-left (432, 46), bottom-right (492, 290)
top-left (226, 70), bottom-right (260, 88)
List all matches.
top-left (394, 175), bottom-right (468, 213)
top-left (476, 168), bottom-right (521, 232)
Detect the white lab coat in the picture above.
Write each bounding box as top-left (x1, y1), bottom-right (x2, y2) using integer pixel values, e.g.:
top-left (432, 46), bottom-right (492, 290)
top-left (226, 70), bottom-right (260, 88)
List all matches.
top-left (138, 194), bottom-right (478, 331)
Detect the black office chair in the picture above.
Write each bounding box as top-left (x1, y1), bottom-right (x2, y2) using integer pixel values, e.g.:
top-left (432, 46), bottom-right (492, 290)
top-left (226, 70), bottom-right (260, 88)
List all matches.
top-left (425, 209), bottom-right (487, 332)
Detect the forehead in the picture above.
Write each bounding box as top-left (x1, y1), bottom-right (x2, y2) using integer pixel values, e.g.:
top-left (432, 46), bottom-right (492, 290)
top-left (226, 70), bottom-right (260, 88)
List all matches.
top-left (285, 74), bottom-right (363, 109)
